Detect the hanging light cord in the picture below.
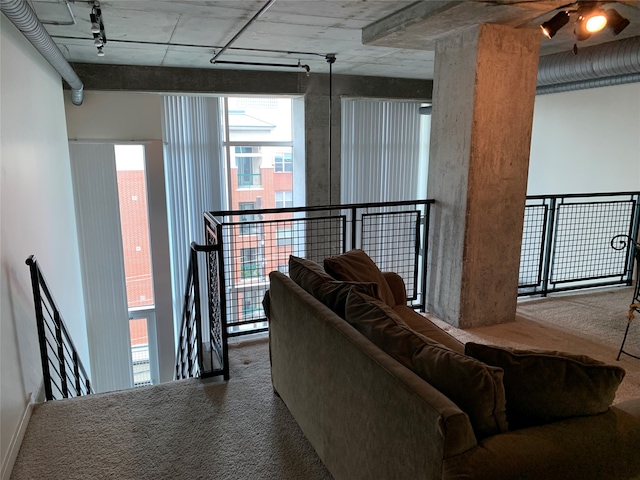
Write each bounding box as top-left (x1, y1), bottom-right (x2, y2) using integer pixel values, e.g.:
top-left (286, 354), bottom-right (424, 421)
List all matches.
top-left (326, 54), bottom-right (336, 205)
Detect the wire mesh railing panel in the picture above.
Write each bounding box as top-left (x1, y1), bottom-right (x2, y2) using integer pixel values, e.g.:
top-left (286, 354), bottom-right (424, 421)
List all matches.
top-left (551, 200), bottom-right (635, 284)
top-left (519, 204), bottom-right (547, 288)
top-left (209, 200), bottom-right (432, 337)
top-left (361, 210), bottom-right (421, 300)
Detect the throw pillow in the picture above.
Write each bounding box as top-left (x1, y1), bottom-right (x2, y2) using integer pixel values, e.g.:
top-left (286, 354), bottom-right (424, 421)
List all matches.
top-left (323, 249), bottom-right (396, 307)
top-left (465, 342), bottom-right (626, 429)
top-left (289, 255), bottom-right (379, 318)
top-left (346, 290), bottom-right (509, 439)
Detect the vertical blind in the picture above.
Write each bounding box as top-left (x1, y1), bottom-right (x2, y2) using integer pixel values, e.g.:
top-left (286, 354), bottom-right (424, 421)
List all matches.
top-left (162, 96), bottom-right (225, 339)
top-left (69, 142), bottom-right (133, 393)
top-left (341, 99), bottom-right (426, 204)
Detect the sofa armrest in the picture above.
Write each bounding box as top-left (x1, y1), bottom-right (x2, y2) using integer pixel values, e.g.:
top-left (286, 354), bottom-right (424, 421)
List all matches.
top-left (383, 271), bottom-right (406, 305)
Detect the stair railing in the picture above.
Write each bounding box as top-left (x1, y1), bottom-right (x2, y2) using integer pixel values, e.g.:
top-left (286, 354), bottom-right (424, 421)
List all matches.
top-left (175, 241), bottom-right (228, 381)
top-left (26, 255), bottom-right (93, 401)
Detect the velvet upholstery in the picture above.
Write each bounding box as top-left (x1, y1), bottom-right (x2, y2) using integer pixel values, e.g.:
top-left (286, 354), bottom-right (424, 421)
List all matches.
top-left (267, 270), bottom-right (640, 480)
top-left (268, 271), bottom-right (477, 480)
top-left (465, 343), bottom-right (626, 429)
top-left (345, 291), bottom-right (508, 439)
top-left (288, 255), bottom-right (379, 318)
top-left (323, 249), bottom-right (396, 307)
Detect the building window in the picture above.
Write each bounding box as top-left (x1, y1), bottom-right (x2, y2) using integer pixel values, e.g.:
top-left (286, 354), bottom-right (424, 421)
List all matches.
top-left (275, 191), bottom-right (293, 208)
top-left (237, 157), bottom-right (261, 188)
top-left (239, 202), bottom-right (258, 235)
top-left (242, 289), bottom-right (264, 319)
top-left (276, 227), bottom-right (293, 246)
top-left (274, 152), bottom-right (293, 173)
top-left (241, 247), bottom-right (260, 279)
top-left (277, 264), bottom-right (289, 275)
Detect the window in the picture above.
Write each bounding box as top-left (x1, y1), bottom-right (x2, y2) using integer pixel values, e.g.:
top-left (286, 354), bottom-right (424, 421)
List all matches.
top-left (275, 191), bottom-right (293, 208)
top-left (275, 152), bottom-right (293, 173)
top-left (237, 157), bottom-right (261, 188)
top-left (241, 247), bottom-right (260, 279)
top-left (276, 227), bottom-right (293, 246)
top-left (278, 264), bottom-right (289, 274)
top-left (239, 202), bottom-right (258, 235)
top-left (242, 289), bottom-right (264, 319)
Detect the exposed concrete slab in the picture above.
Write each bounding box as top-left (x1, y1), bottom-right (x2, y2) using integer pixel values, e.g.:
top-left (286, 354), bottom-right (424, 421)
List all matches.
top-left (426, 23), bottom-right (540, 328)
top-left (362, 0), bottom-right (555, 50)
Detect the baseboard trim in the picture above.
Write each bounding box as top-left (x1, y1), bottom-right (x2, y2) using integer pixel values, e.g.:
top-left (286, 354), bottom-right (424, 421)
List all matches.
top-left (1, 383), bottom-right (42, 480)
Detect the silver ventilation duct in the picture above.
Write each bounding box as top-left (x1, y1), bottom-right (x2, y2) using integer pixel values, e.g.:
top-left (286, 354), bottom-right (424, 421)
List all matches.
top-left (537, 36), bottom-right (640, 95)
top-left (1, 0), bottom-right (83, 105)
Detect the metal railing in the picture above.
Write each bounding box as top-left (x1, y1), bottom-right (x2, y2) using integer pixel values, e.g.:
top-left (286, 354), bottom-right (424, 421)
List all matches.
top-left (610, 234), bottom-right (640, 361)
top-left (518, 192), bottom-right (640, 296)
top-left (175, 238), bottom-right (229, 381)
top-left (26, 255), bottom-right (93, 401)
top-left (188, 192), bottom-right (637, 344)
top-left (206, 199), bottom-right (433, 337)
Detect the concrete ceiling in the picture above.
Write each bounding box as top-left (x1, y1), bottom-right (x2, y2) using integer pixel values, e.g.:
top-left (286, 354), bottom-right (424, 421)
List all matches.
top-left (29, 0), bottom-right (640, 79)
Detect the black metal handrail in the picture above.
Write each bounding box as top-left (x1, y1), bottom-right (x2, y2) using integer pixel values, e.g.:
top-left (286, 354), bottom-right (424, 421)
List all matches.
top-left (610, 234), bottom-right (640, 361)
top-left (206, 199), bottom-right (434, 337)
top-left (26, 255), bottom-right (93, 401)
top-left (519, 191), bottom-right (640, 296)
top-left (175, 241), bottom-right (229, 381)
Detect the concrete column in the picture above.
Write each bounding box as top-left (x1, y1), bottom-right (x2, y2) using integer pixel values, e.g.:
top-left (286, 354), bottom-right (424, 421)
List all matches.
top-left (426, 24), bottom-right (540, 328)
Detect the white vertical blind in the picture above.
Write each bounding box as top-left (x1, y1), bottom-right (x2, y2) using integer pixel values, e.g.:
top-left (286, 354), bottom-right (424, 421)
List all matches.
top-left (69, 142), bottom-right (133, 393)
top-left (162, 96), bottom-right (225, 339)
top-left (341, 99), bottom-right (425, 203)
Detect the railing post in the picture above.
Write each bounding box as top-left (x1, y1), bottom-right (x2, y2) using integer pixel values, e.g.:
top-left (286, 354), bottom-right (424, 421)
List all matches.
top-left (421, 202), bottom-right (431, 312)
top-left (54, 312), bottom-right (68, 398)
top-left (73, 351), bottom-right (81, 396)
top-left (216, 221), bottom-right (230, 380)
top-left (191, 245), bottom-right (204, 376)
top-left (26, 258), bottom-right (54, 401)
top-left (350, 206), bottom-right (357, 250)
top-left (540, 197), bottom-right (557, 297)
top-left (627, 195), bottom-right (640, 285)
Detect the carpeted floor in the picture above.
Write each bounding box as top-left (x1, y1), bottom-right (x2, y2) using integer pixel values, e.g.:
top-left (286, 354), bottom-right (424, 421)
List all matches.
top-left (10, 286), bottom-right (640, 479)
top-left (10, 337), bottom-right (333, 480)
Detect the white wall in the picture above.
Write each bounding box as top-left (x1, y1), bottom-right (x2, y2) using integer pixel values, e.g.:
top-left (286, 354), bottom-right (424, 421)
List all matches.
top-left (65, 92), bottom-right (175, 384)
top-left (65, 91), bottom-right (162, 141)
top-left (528, 83), bottom-right (640, 195)
top-left (0, 15), bottom-right (88, 476)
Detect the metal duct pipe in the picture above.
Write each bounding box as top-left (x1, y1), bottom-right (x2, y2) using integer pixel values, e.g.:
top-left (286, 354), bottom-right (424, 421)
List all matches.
top-left (537, 36), bottom-right (640, 90)
top-left (1, 0), bottom-right (83, 105)
top-left (537, 72), bottom-right (640, 95)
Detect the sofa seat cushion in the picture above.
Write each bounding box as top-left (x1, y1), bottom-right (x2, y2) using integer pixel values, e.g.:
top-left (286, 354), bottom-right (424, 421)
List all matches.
top-left (288, 255), bottom-right (379, 318)
top-left (465, 342), bottom-right (626, 429)
top-left (323, 249), bottom-right (396, 307)
top-left (346, 290), bottom-right (509, 439)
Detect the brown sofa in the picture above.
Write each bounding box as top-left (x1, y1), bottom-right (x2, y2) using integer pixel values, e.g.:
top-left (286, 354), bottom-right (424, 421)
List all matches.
top-left (266, 253), bottom-right (640, 480)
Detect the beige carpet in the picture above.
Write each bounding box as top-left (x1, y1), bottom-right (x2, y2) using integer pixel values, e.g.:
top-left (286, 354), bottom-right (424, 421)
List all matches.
top-left (11, 337), bottom-right (333, 480)
top-left (428, 286), bottom-right (640, 403)
top-left (11, 286), bottom-right (640, 479)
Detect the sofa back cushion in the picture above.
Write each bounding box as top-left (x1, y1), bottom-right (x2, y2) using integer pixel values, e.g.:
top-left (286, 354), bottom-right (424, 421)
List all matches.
top-left (324, 249), bottom-right (396, 307)
top-left (345, 290), bottom-right (509, 439)
top-left (465, 342), bottom-right (626, 429)
top-left (289, 255), bottom-right (379, 318)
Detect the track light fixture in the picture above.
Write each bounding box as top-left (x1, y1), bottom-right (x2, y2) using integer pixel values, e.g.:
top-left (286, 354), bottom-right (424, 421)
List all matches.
top-left (607, 8), bottom-right (631, 35)
top-left (90, 1), bottom-right (107, 57)
top-left (540, 2), bottom-right (630, 44)
top-left (540, 11), bottom-right (570, 39)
